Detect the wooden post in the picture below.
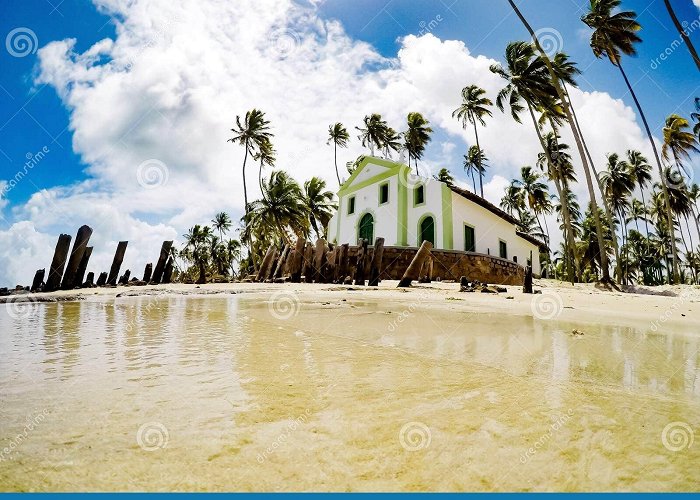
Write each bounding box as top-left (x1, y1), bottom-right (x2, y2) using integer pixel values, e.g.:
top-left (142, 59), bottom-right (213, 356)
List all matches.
top-left (398, 241), bottom-right (433, 287)
top-left (313, 239), bottom-right (327, 283)
top-left (143, 263), bottom-right (153, 283)
top-left (61, 225), bottom-right (93, 290)
top-left (74, 246), bottom-right (93, 289)
top-left (96, 272), bottom-right (108, 287)
top-left (31, 269), bottom-right (45, 292)
top-left (368, 237), bottom-right (385, 286)
top-left (273, 245), bottom-right (290, 280)
top-left (302, 243), bottom-right (314, 283)
top-left (118, 270), bottom-right (131, 285)
top-left (524, 265), bottom-right (533, 294)
top-left (338, 244), bottom-right (349, 283)
top-left (264, 248), bottom-right (279, 281)
top-left (257, 245), bottom-right (276, 282)
top-left (84, 272), bottom-right (95, 287)
top-left (163, 258), bottom-right (174, 284)
top-left (151, 241), bottom-right (172, 284)
top-left (107, 241), bottom-right (129, 286)
top-left (354, 239), bottom-right (368, 286)
top-left (45, 234), bottom-right (72, 292)
top-left (290, 237), bottom-right (306, 283)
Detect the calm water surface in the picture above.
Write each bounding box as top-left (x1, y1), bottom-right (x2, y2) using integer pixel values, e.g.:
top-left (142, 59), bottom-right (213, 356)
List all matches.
top-left (1, 294), bottom-right (698, 491)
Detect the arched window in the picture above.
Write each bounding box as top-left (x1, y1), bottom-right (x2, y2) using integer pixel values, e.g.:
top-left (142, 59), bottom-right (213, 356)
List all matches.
top-left (419, 216), bottom-right (435, 246)
top-left (358, 213), bottom-right (374, 243)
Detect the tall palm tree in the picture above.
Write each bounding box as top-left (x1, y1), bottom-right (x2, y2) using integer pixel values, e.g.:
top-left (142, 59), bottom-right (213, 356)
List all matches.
top-left (226, 239), bottom-right (242, 277)
top-left (403, 112), bottom-right (433, 174)
top-left (228, 109), bottom-right (272, 217)
top-left (663, 0), bottom-right (700, 71)
top-left (184, 225), bottom-right (213, 284)
top-left (506, 0), bottom-right (612, 283)
top-left (382, 127), bottom-right (403, 159)
top-left (327, 123), bottom-right (350, 186)
top-left (582, 0), bottom-right (679, 282)
top-left (356, 114), bottom-right (389, 156)
top-left (662, 114), bottom-right (700, 177)
top-left (302, 177), bottom-right (337, 239)
top-left (692, 98), bottom-right (700, 138)
top-left (626, 150), bottom-right (653, 239)
top-left (513, 166), bottom-right (552, 247)
top-left (463, 146), bottom-right (487, 194)
top-left (211, 212), bottom-right (232, 242)
top-left (501, 181), bottom-right (526, 218)
top-left (433, 168), bottom-right (454, 185)
top-left (254, 137), bottom-right (276, 197)
top-left (452, 85), bottom-right (492, 196)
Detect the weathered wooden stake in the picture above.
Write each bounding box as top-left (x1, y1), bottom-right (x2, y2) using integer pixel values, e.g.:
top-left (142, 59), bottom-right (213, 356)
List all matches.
top-left (523, 265), bottom-right (533, 294)
top-left (45, 234), bottom-right (72, 292)
top-left (398, 240), bottom-right (433, 287)
top-left (96, 272), bottom-right (108, 287)
top-left (273, 245), bottom-right (290, 280)
top-left (61, 225), bottom-right (93, 290)
top-left (264, 248), bottom-right (279, 281)
top-left (143, 263), bottom-right (153, 283)
top-left (118, 270), bottom-right (131, 285)
top-left (257, 245), bottom-right (277, 282)
top-left (313, 239), bottom-right (327, 283)
top-left (74, 246), bottom-right (93, 289)
top-left (31, 269), bottom-right (45, 292)
top-left (151, 241), bottom-right (172, 284)
top-left (368, 237), bottom-right (385, 286)
top-left (84, 272), bottom-right (95, 288)
top-left (302, 243), bottom-right (314, 283)
top-left (163, 258), bottom-right (174, 284)
top-left (354, 239), bottom-right (368, 286)
top-left (290, 237), bottom-right (306, 283)
top-left (107, 241), bottom-right (129, 286)
top-left (338, 244), bottom-right (349, 283)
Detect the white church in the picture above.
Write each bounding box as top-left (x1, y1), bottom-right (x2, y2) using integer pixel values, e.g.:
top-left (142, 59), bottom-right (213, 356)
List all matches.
top-left (327, 156), bottom-right (545, 275)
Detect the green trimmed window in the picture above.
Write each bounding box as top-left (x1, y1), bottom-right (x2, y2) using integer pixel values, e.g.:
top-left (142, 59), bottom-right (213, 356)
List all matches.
top-left (348, 196), bottom-right (356, 215)
top-left (464, 225), bottom-right (475, 252)
top-left (379, 182), bottom-right (389, 205)
top-left (414, 185), bottom-right (425, 206)
top-left (499, 240), bottom-right (508, 259)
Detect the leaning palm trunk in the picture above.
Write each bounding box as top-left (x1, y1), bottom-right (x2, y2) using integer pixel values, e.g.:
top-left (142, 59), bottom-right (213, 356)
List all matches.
top-left (615, 57), bottom-right (679, 283)
top-left (527, 104), bottom-right (579, 283)
top-left (507, 0), bottom-right (611, 283)
top-left (664, 0), bottom-right (700, 71)
top-left (471, 114), bottom-right (485, 197)
top-left (559, 93), bottom-right (622, 282)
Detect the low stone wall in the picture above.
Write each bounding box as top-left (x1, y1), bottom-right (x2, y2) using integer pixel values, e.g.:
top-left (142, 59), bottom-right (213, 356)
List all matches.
top-left (346, 245), bottom-right (525, 286)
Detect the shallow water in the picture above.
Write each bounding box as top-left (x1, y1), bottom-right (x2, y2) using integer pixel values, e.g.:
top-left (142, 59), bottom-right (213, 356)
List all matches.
top-left (1, 294), bottom-right (699, 491)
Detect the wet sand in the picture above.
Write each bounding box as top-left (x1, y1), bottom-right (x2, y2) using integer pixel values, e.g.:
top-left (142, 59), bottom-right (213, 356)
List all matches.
top-left (1, 281), bottom-right (699, 491)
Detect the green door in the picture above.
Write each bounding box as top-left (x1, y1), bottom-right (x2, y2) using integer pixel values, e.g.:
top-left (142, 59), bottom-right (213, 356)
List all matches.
top-left (419, 216), bottom-right (435, 246)
top-left (464, 225), bottom-right (475, 252)
top-left (358, 213), bottom-right (374, 243)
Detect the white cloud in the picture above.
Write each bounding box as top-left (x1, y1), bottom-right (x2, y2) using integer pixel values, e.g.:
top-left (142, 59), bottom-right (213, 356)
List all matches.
top-left (1, 0), bottom-right (654, 285)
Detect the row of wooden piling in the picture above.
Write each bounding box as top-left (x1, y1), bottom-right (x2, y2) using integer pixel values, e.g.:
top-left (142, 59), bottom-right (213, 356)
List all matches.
top-left (29, 225), bottom-right (178, 293)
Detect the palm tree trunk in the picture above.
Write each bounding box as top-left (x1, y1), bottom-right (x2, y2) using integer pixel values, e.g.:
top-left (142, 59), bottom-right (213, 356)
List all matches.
top-left (472, 119), bottom-right (484, 197)
top-left (560, 91), bottom-right (622, 282)
top-left (241, 139), bottom-right (253, 274)
top-left (334, 143), bottom-right (341, 186)
top-left (663, 0), bottom-right (700, 71)
top-left (527, 104), bottom-right (578, 283)
top-left (615, 58), bottom-right (680, 283)
top-left (509, 0), bottom-right (610, 283)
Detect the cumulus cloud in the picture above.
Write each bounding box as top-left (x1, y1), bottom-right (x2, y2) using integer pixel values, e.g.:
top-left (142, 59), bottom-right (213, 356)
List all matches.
top-left (1, 0), bottom-right (654, 285)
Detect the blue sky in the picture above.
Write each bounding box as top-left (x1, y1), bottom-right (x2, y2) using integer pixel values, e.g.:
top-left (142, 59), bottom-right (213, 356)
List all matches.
top-left (0, 0), bottom-right (698, 285)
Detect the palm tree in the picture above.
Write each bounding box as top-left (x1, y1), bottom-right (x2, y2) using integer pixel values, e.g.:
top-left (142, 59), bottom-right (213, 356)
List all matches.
top-left (403, 112), bottom-right (433, 174)
top-left (582, 0), bottom-right (679, 282)
top-left (211, 212), bottom-right (232, 242)
top-left (463, 146), bottom-right (486, 194)
top-left (228, 109), bottom-right (272, 217)
top-left (433, 168), bottom-right (454, 185)
top-left (302, 177), bottom-right (337, 239)
top-left (662, 114), bottom-right (699, 178)
top-left (382, 127), bottom-right (403, 159)
top-left (327, 123), bottom-right (350, 186)
top-left (356, 114), bottom-right (389, 156)
top-left (245, 170), bottom-right (308, 246)
top-left (501, 181), bottom-right (526, 218)
top-left (663, 0), bottom-right (700, 71)
top-left (254, 137), bottom-right (276, 197)
top-left (452, 85), bottom-right (492, 196)
top-left (506, 0), bottom-right (612, 283)
top-left (226, 239), bottom-right (242, 277)
top-left (692, 98), bottom-right (700, 138)
top-left (513, 166), bottom-right (552, 247)
top-left (626, 150), bottom-right (653, 238)
top-left (184, 225), bottom-right (213, 284)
